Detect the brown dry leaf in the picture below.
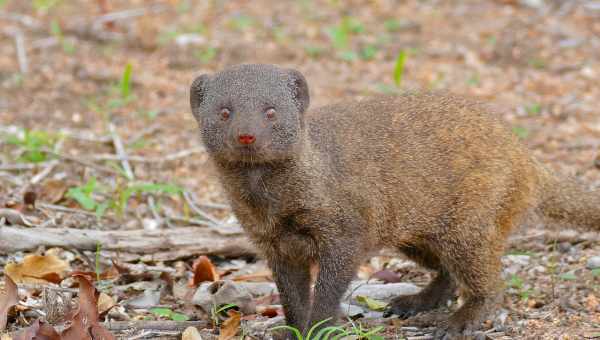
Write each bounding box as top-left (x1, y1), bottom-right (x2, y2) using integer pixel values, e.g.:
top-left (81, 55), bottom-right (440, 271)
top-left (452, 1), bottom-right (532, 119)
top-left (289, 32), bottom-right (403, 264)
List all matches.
top-left (97, 293), bottom-right (115, 315)
top-left (218, 310), bottom-right (241, 340)
top-left (61, 275), bottom-right (115, 340)
top-left (0, 276), bottom-right (18, 330)
top-left (5, 255), bottom-right (70, 284)
top-left (189, 255), bottom-right (219, 287)
top-left (586, 293), bottom-right (599, 312)
top-left (181, 326), bottom-right (203, 340)
top-left (23, 190), bottom-right (36, 207)
top-left (40, 180), bottom-right (68, 204)
top-left (12, 319), bottom-right (60, 340)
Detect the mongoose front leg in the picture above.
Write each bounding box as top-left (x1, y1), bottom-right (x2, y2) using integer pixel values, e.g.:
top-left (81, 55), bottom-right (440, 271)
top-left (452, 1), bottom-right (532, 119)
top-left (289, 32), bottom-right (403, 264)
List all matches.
top-left (269, 257), bottom-right (312, 337)
top-left (306, 224), bottom-right (364, 333)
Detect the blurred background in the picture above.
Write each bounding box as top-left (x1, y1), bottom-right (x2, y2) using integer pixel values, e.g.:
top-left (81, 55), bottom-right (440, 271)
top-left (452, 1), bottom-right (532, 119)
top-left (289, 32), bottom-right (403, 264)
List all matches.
top-left (1, 1), bottom-right (600, 338)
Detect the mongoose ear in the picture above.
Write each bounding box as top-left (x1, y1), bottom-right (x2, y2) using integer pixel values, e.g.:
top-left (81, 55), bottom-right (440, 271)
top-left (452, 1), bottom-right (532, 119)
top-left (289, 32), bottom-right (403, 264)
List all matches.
top-left (190, 74), bottom-right (210, 114)
top-left (286, 69), bottom-right (310, 113)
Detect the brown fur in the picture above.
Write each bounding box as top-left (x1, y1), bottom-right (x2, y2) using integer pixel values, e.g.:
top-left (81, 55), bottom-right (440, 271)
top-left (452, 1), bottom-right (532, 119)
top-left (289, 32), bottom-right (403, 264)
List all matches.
top-left (189, 64), bottom-right (600, 339)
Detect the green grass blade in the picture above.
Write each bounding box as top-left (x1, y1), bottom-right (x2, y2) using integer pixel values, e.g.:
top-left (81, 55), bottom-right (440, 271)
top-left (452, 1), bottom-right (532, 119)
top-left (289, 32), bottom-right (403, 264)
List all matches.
top-left (393, 50), bottom-right (407, 87)
top-left (269, 325), bottom-right (303, 340)
top-left (313, 326), bottom-right (346, 340)
top-left (305, 318), bottom-right (332, 339)
top-left (120, 63), bottom-right (133, 99)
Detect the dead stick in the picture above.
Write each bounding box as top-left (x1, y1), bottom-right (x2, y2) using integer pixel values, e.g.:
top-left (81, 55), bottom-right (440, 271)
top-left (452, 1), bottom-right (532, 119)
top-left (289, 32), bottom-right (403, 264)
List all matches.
top-left (104, 320), bottom-right (208, 332)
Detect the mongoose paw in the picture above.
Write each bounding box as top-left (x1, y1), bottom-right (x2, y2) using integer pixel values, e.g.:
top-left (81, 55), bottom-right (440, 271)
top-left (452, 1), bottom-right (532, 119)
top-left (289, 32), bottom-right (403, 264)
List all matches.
top-left (433, 318), bottom-right (486, 340)
top-left (383, 296), bottom-right (422, 319)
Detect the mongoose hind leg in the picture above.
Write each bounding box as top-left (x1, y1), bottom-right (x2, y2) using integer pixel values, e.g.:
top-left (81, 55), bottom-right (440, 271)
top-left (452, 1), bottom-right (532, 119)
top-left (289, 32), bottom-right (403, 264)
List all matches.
top-left (432, 232), bottom-right (504, 339)
top-left (384, 246), bottom-right (456, 319)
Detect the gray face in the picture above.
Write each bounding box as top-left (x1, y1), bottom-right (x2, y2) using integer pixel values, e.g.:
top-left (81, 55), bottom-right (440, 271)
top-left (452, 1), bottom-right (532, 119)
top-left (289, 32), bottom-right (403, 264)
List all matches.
top-left (190, 64), bottom-right (310, 164)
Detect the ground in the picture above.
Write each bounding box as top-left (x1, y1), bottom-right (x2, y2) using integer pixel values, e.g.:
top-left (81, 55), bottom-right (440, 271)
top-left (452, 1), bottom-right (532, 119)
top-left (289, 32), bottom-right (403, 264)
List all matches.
top-left (1, 0), bottom-right (600, 339)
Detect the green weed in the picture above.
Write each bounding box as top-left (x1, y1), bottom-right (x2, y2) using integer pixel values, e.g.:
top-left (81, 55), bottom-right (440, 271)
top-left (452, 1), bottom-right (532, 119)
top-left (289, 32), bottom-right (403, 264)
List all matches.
top-left (150, 307), bottom-right (190, 321)
top-left (393, 50), bottom-right (408, 87)
top-left (6, 129), bottom-right (56, 163)
top-left (50, 20), bottom-right (75, 54)
top-left (512, 126), bottom-right (529, 139)
top-left (211, 303), bottom-right (238, 327)
top-left (270, 318), bottom-right (384, 340)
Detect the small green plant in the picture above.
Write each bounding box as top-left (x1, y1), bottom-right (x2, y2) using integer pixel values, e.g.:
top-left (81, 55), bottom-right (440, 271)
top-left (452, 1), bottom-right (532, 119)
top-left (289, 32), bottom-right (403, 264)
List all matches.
top-left (512, 126), bottom-right (529, 139)
top-left (559, 271), bottom-right (577, 281)
top-left (528, 58), bottom-right (546, 69)
top-left (228, 14), bottom-right (254, 31)
top-left (106, 63), bottom-right (135, 110)
top-left (0, 0), bottom-right (10, 8)
top-left (270, 317), bottom-right (384, 340)
top-left (50, 20), bottom-right (75, 54)
top-left (325, 17), bottom-right (365, 61)
top-left (194, 47), bottom-right (218, 64)
top-left (304, 45), bottom-right (325, 59)
top-left (383, 19), bottom-right (402, 32)
top-left (507, 274), bottom-right (523, 289)
top-left (393, 50), bottom-right (408, 87)
top-left (116, 182), bottom-right (183, 214)
top-left (506, 274), bottom-right (533, 301)
top-left (525, 103), bottom-right (542, 116)
top-left (150, 307), bottom-right (190, 321)
top-left (210, 303), bottom-right (238, 327)
top-left (33, 0), bottom-right (60, 12)
top-left (591, 268), bottom-right (600, 277)
top-left (66, 177), bottom-right (102, 211)
top-left (466, 73), bottom-right (480, 86)
top-left (359, 45), bottom-right (378, 61)
top-left (6, 129), bottom-right (56, 163)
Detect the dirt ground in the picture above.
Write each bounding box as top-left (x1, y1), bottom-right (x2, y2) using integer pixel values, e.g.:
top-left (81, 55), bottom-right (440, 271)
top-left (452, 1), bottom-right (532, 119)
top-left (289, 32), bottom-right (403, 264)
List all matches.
top-left (1, 0), bottom-right (600, 339)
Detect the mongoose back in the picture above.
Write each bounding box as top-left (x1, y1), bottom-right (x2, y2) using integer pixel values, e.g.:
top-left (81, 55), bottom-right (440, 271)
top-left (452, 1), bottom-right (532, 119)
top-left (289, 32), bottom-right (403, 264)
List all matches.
top-left (189, 64), bottom-right (600, 339)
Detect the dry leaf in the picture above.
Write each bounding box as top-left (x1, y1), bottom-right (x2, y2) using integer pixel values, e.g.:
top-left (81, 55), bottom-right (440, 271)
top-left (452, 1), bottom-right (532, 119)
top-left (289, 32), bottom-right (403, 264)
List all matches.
top-left (23, 190), bottom-right (36, 207)
top-left (182, 326), bottom-right (203, 340)
top-left (586, 293), bottom-right (599, 311)
top-left (40, 180), bottom-right (68, 204)
top-left (97, 293), bottom-right (115, 315)
top-left (5, 254), bottom-right (70, 284)
top-left (189, 255), bottom-right (219, 287)
top-left (12, 319), bottom-right (60, 340)
top-left (0, 276), bottom-right (18, 330)
top-left (61, 275), bottom-right (115, 340)
top-left (218, 310), bottom-right (241, 340)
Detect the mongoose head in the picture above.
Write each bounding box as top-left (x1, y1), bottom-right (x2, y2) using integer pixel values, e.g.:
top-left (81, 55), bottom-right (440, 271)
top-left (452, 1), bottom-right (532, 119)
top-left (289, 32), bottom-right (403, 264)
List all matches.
top-left (189, 64), bottom-right (310, 165)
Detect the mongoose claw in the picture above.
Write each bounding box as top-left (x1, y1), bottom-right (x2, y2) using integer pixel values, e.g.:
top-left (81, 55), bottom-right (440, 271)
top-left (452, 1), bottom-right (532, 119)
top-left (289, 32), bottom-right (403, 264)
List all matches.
top-left (382, 301), bottom-right (419, 319)
top-left (383, 295), bottom-right (423, 320)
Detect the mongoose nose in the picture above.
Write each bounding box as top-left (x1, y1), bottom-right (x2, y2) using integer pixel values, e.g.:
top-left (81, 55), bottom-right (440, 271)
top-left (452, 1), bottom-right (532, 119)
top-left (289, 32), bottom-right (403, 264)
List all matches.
top-left (238, 134), bottom-right (256, 145)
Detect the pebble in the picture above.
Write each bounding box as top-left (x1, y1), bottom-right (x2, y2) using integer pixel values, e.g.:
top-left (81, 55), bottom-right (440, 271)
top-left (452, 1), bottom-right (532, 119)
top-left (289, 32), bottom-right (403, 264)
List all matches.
top-left (345, 281), bottom-right (420, 302)
top-left (586, 256), bottom-right (600, 269)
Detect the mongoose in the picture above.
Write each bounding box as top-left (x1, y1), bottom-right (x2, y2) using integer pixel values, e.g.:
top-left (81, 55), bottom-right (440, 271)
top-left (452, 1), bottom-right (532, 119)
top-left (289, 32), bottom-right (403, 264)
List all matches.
top-left (189, 64), bottom-right (600, 338)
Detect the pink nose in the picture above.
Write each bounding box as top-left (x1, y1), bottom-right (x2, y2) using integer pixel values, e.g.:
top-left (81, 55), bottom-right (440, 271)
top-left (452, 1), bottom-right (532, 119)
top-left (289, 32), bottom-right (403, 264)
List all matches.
top-left (238, 134), bottom-right (256, 145)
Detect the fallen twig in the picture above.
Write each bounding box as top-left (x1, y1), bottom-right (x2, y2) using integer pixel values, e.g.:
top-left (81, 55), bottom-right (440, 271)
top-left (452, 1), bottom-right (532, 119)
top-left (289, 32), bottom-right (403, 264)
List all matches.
top-left (2, 26), bottom-right (28, 74)
top-left (183, 191), bottom-right (222, 227)
top-left (0, 225), bottom-right (255, 259)
top-left (108, 123), bottom-right (134, 180)
top-left (105, 320), bottom-right (207, 332)
top-left (88, 147), bottom-right (205, 163)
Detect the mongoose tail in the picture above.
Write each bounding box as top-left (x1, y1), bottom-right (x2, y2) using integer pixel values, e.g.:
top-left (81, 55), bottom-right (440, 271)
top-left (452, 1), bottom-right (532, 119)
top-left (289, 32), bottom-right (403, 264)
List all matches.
top-left (537, 163), bottom-right (600, 230)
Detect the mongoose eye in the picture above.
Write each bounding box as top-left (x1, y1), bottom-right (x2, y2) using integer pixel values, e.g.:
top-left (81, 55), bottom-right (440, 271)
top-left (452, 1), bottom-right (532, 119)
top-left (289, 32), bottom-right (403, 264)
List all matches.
top-left (220, 108), bottom-right (230, 121)
top-left (265, 108), bottom-right (276, 120)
